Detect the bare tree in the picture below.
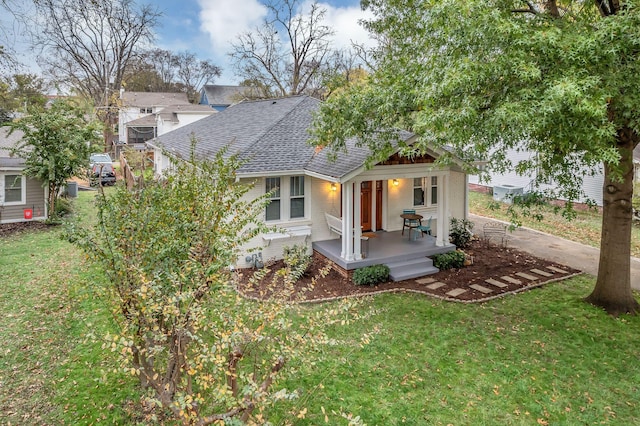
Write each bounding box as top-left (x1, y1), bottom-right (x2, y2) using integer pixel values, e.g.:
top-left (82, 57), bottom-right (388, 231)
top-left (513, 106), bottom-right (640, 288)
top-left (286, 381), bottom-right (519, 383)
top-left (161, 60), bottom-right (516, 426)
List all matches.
top-left (123, 49), bottom-right (221, 102)
top-left (230, 0), bottom-right (334, 98)
top-left (30, 0), bottom-right (160, 149)
top-left (174, 51), bottom-right (221, 102)
top-left (33, 0), bottom-right (160, 104)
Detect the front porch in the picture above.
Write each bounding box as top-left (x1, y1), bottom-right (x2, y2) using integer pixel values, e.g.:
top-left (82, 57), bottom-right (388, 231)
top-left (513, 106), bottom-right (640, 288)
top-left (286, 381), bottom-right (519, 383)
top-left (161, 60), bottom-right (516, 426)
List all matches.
top-left (312, 230), bottom-right (456, 271)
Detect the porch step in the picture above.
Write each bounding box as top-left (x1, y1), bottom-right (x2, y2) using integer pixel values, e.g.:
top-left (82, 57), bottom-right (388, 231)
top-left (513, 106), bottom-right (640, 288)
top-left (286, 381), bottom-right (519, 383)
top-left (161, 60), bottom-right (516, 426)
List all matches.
top-left (386, 257), bottom-right (439, 282)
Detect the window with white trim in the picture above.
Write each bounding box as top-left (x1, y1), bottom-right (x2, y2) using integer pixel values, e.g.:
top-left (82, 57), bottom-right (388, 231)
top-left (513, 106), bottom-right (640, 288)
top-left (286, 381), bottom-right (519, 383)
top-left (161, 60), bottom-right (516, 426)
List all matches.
top-left (265, 177), bottom-right (281, 221)
top-left (290, 176), bottom-right (305, 218)
top-left (413, 176), bottom-right (438, 207)
top-left (1, 174), bottom-right (25, 205)
top-left (265, 175), bottom-right (307, 222)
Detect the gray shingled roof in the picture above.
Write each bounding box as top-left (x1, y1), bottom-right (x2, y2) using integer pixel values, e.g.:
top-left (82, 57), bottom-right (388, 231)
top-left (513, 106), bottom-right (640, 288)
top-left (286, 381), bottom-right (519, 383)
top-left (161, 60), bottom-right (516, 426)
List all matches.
top-left (150, 95), bottom-right (415, 179)
top-left (201, 85), bottom-right (255, 106)
top-left (0, 127), bottom-right (26, 168)
top-left (121, 91), bottom-right (190, 107)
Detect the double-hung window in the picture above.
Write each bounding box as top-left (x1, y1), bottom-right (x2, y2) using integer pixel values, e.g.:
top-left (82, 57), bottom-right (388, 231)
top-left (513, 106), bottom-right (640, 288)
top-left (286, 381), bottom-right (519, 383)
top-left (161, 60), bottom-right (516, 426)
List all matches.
top-left (265, 177), bottom-right (281, 221)
top-left (1, 174), bottom-right (25, 205)
top-left (413, 176), bottom-right (438, 207)
top-left (290, 176), bottom-right (305, 218)
top-left (265, 176), bottom-right (306, 221)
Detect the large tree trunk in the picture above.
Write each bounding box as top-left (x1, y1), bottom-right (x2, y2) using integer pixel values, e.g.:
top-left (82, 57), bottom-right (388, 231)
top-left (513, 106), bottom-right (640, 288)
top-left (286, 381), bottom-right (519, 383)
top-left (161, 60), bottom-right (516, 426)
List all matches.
top-left (585, 128), bottom-right (639, 315)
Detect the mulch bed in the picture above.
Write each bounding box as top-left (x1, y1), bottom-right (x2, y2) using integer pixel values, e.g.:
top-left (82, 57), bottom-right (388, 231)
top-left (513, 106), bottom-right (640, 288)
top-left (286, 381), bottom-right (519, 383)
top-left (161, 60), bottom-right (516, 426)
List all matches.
top-left (236, 239), bottom-right (582, 304)
top-left (0, 221), bottom-right (55, 238)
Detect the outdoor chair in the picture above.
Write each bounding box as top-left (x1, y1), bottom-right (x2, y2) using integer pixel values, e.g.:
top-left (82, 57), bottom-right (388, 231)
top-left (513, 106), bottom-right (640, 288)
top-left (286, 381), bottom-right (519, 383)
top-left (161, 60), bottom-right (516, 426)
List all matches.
top-left (417, 216), bottom-right (432, 237)
top-left (402, 209), bottom-right (419, 235)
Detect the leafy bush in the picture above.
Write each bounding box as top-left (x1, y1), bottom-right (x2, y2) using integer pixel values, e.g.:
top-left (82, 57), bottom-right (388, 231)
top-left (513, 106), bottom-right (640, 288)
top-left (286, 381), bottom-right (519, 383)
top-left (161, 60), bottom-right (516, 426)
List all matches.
top-left (449, 217), bottom-right (474, 248)
top-left (53, 197), bottom-right (74, 218)
top-left (432, 250), bottom-right (466, 270)
top-left (352, 264), bottom-right (390, 286)
top-left (277, 244), bottom-right (312, 284)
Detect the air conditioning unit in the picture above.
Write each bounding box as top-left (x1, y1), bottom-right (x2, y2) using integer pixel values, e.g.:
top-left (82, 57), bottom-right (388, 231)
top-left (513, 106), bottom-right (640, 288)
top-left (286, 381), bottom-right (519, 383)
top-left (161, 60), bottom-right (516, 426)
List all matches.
top-left (493, 184), bottom-right (524, 204)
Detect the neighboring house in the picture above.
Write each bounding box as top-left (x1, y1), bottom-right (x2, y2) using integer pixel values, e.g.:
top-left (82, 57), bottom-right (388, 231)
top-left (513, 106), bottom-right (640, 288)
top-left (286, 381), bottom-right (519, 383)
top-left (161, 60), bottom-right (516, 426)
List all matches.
top-left (148, 95), bottom-right (469, 280)
top-left (118, 90), bottom-right (192, 146)
top-left (469, 147), bottom-right (606, 206)
top-left (0, 127), bottom-right (47, 223)
top-left (199, 85), bottom-right (254, 111)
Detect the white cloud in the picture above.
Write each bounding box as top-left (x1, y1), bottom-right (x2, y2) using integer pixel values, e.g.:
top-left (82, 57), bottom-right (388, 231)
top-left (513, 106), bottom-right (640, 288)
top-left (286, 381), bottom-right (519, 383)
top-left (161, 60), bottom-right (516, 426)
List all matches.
top-left (197, 0), bottom-right (268, 52)
top-left (318, 2), bottom-right (376, 51)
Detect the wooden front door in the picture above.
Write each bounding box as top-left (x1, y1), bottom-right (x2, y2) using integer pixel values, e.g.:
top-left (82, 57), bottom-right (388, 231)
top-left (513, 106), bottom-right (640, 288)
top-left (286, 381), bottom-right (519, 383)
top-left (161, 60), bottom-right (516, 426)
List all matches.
top-left (376, 180), bottom-right (383, 230)
top-left (360, 181), bottom-right (372, 231)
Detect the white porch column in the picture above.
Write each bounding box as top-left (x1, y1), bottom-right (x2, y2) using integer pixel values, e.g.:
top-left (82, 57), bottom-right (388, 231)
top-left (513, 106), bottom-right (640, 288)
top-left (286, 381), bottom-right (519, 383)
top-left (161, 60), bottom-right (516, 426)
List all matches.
top-left (442, 174), bottom-right (450, 244)
top-left (436, 174), bottom-right (446, 246)
top-left (344, 181), bottom-right (355, 261)
top-left (340, 182), bottom-right (348, 258)
top-left (353, 180), bottom-right (363, 260)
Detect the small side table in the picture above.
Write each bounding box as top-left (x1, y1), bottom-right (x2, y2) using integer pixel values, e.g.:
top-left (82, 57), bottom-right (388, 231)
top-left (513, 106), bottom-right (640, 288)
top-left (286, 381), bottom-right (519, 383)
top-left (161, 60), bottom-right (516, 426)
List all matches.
top-left (361, 232), bottom-right (378, 258)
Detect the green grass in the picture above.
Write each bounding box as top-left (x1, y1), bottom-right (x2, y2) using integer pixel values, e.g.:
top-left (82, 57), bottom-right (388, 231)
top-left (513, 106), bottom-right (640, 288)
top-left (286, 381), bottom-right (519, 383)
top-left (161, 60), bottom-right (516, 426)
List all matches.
top-left (1, 190), bottom-right (640, 424)
top-left (270, 281), bottom-right (640, 425)
top-left (0, 189), bottom-right (139, 425)
top-left (468, 191), bottom-right (640, 257)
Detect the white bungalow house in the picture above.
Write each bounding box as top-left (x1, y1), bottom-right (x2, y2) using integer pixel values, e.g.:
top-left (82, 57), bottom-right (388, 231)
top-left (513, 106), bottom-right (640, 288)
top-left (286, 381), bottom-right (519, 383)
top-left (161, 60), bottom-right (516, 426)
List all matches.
top-left (0, 127), bottom-right (47, 223)
top-left (148, 96), bottom-right (470, 280)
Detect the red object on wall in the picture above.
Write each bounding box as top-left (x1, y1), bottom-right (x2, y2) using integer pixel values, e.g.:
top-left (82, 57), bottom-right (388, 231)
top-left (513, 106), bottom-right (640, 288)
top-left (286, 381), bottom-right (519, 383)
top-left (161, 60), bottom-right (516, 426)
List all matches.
top-left (24, 209), bottom-right (33, 220)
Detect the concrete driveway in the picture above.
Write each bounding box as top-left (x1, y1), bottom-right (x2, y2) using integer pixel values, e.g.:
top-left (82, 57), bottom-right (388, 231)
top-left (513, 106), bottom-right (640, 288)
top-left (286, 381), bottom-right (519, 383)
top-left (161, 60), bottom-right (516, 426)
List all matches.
top-left (470, 214), bottom-right (640, 291)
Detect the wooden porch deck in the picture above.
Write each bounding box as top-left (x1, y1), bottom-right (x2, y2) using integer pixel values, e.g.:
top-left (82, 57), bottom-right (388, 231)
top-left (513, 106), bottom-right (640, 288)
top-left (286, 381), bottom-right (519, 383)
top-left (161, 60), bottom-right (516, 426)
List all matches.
top-left (312, 230), bottom-right (456, 271)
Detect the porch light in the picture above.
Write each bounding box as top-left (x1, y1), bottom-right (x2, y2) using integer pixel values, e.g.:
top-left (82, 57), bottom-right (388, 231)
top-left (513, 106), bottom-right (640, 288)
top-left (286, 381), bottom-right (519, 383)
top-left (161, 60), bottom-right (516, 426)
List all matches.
top-left (330, 182), bottom-right (337, 191)
top-left (392, 179), bottom-right (399, 187)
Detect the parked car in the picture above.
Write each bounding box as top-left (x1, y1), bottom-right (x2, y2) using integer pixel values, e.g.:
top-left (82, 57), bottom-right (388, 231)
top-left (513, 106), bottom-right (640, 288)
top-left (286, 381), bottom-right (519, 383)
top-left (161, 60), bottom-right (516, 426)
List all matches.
top-left (89, 152), bottom-right (112, 168)
top-left (89, 162), bottom-right (116, 187)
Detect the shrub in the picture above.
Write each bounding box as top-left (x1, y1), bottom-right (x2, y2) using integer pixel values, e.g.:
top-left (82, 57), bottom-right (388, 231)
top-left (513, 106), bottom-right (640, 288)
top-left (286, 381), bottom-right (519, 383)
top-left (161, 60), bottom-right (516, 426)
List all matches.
top-left (352, 264), bottom-right (390, 286)
top-left (53, 197), bottom-right (74, 218)
top-left (277, 244), bottom-right (312, 284)
top-left (449, 217), bottom-right (474, 248)
top-left (432, 250), bottom-right (466, 270)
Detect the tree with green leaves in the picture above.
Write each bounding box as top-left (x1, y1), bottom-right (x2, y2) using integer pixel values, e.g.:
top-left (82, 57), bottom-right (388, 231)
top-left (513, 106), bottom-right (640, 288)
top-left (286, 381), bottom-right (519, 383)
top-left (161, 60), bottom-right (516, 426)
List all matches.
top-left (68, 143), bottom-right (366, 424)
top-left (312, 0), bottom-right (640, 315)
top-left (10, 99), bottom-right (101, 218)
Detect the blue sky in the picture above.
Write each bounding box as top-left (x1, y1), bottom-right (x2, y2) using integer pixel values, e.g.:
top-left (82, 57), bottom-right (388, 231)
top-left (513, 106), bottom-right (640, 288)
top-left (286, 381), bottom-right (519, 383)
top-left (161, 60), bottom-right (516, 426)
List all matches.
top-left (152, 0), bottom-right (374, 84)
top-left (1, 0), bottom-right (374, 86)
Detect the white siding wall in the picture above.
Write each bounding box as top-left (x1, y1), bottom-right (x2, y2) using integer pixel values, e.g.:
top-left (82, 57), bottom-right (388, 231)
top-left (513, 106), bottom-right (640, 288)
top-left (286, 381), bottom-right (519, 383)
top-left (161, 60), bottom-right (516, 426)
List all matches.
top-left (119, 107), bottom-right (152, 144)
top-left (448, 171), bottom-right (467, 220)
top-left (156, 113), bottom-right (213, 136)
top-left (236, 176), bottom-right (315, 268)
top-left (468, 148), bottom-right (605, 206)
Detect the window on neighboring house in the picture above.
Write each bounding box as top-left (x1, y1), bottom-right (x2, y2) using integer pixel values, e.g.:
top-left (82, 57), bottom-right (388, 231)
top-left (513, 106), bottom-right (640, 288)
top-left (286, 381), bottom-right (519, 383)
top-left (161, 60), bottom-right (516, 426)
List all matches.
top-left (3, 174), bottom-right (24, 204)
top-left (290, 176), bottom-right (305, 218)
top-left (413, 176), bottom-right (438, 207)
top-left (139, 107), bottom-right (153, 113)
top-left (265, 177), bottom-right (281, 221)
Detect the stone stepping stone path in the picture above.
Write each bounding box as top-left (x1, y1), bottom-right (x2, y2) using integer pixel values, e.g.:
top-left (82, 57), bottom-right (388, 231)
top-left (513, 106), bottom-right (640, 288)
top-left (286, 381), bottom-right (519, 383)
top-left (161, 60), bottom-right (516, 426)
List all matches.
top-left (531, 268), bottom-right (553, 277)
top-left (485, 278), bottom-right (508, 288)
top-left (423, 264), bottom-right (581, 303)
top-left (501, 276), bottom-right (522, 285)
top-left (426, 282), bottom-right (446, 290)
top-left (547, 266), bottom-right (568, 274)
top-left (515, 272), bottom-right (539, 281)
top-left (446, 288), bottom-right (467, 297)
top-left (470, 284), bottom-right (493, 294)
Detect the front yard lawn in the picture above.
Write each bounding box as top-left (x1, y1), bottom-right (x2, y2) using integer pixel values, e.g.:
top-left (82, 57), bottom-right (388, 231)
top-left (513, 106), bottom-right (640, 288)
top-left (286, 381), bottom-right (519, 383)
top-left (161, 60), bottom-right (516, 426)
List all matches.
top-left (1, 190), bottom-right (639, 424)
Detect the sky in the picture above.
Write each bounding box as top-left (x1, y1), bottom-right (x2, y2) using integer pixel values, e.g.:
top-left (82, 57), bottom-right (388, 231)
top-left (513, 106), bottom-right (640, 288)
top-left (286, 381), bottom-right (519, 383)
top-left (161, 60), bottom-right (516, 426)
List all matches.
top-left (1, 0), bottom-right (375, 86)
top-left (154, 0), bottom-right (375, 84)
